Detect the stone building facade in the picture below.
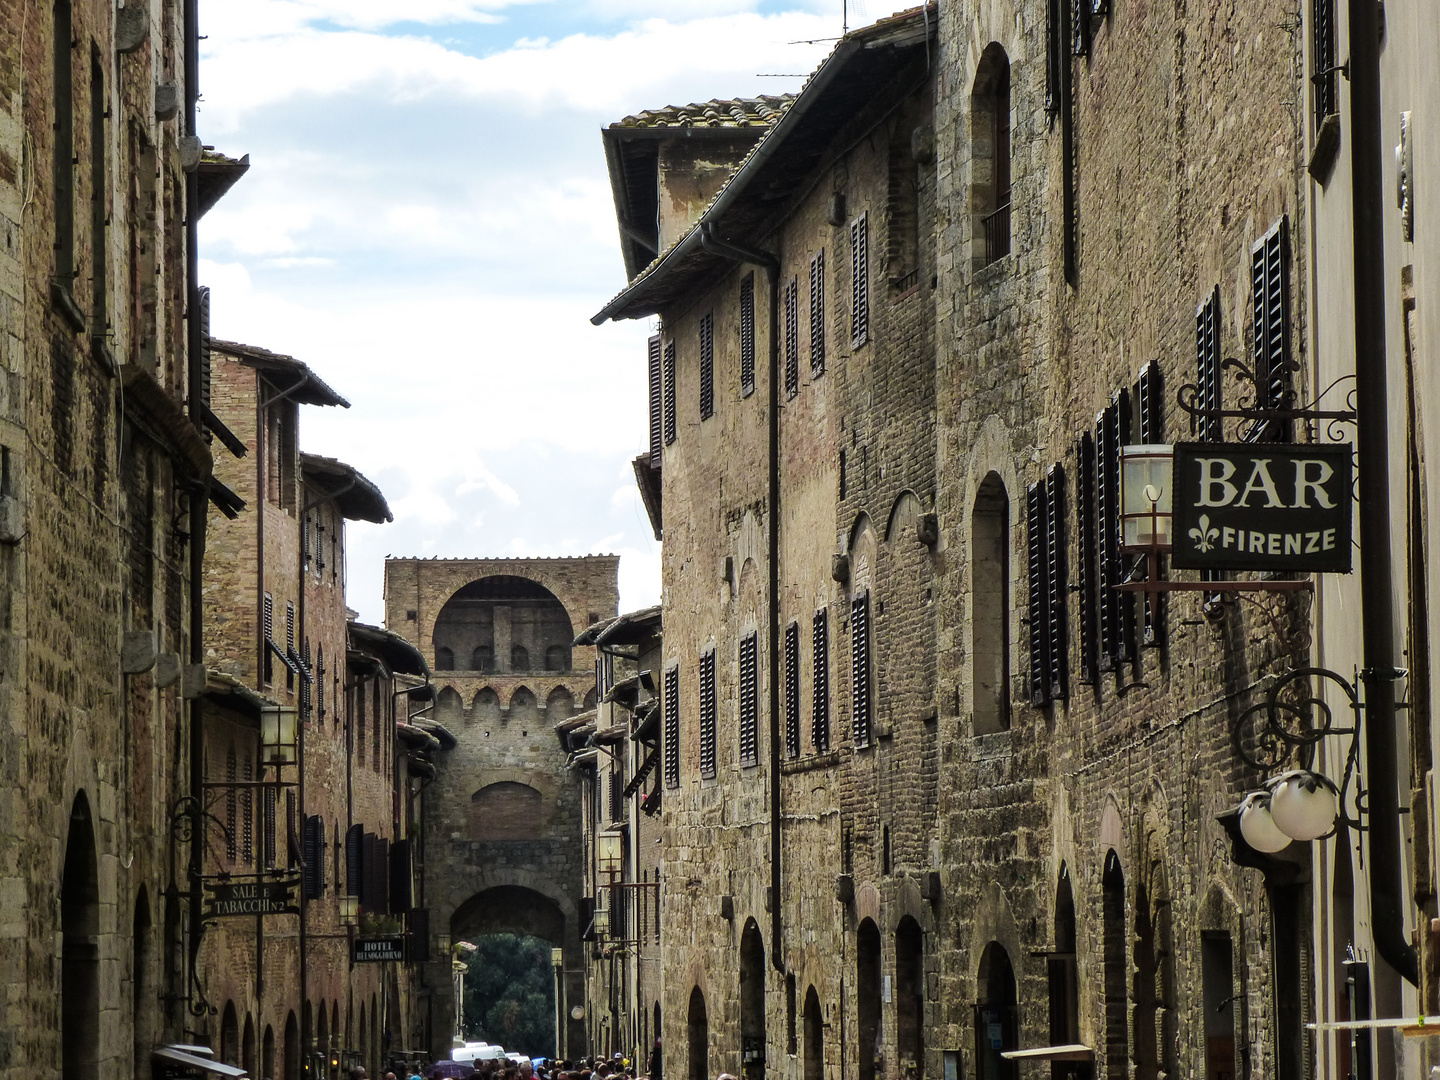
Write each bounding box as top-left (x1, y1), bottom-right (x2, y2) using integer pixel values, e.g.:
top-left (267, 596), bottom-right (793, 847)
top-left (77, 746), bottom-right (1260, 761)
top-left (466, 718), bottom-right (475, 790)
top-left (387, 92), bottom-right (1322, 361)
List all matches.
top-left (593, 3), bottom-right (1329, 1080)
top-left (0, 3), bottom-right (247, 1079)
top-left (383, 556), bottom-right (619, 1059)
top-left (195, 341), bottom-right (433, 1079)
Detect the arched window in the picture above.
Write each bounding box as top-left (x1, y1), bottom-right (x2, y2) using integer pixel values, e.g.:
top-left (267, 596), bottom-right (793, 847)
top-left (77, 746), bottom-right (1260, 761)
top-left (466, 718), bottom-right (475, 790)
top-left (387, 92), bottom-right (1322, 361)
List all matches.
top-left (512, 644), bottom-right (531, 671)
top-left (435, 645), bottom-right (454, 671)
top-left (63, 792), bottom-right (99, 1080)
top-left (803, 987), bottom-right (824, 1080)
top-left (857, 919), bottom-right (882, 1080)
top-left (972, 473), bottom-right (1010, 733)
top-left (975, 943), bottom-right (1018, 1080)
top-left (740, 921), bottom-right (766, 1080)
top-left (1102, 852), bottom-right (1128, 1080)
top-left (472, 645), bottom-right (493, 672)
top-left (896, 917), bottom-right (924, 1076)
top-left (546, 644), bottom-right (570, 671)
top-left (688, 987), bottom-right (709, 1080)
top-left (973, 44), bottom-right (1012, 264)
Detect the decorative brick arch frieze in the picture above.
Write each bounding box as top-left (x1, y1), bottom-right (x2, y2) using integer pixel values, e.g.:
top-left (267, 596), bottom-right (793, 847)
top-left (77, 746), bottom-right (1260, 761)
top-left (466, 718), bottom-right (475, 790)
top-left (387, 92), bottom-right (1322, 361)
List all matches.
top-left (1099, 795), bottom-right (1127, 873)
top-left (966, 878), bottom-right (1025, 1002)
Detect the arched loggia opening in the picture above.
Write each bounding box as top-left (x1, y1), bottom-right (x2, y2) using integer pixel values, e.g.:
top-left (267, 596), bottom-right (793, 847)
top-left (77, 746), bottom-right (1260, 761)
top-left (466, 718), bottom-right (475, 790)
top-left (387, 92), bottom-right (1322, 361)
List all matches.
top-left (221, 1002), bottom-right (240, 1065)
top-left (896, 917), bottom-right (925, 1077)
top-left (1049, 869), bottom-right (1082, 1080)
top-left (740, 920), bottom-right (767, 1080)
top-left (284, 1010), bottom-right (300, 1080)
top-left (688, 987), bottom-right (709, 1080)
top-left (975, 942), bottom-right (1018, 1080)
top-left (1102, 852), bottom-right (1128, 1080)
top-left (858, 919), bottom-right (882, 1080)
top-left (62, 792), bottom-right (100, 1080)
top-left (803, 986), bottom-right (824, 1080)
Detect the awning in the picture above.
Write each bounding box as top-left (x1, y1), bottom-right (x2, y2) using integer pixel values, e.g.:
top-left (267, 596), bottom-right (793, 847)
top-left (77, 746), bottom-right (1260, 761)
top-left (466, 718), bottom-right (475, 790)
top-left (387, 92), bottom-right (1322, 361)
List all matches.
top-left (589, 723), bottom-right (629, 746)
top-left (152, 1045), bottom-right (249, 1078)
top-left (1000, 1045), bottom-right (1093, 1062)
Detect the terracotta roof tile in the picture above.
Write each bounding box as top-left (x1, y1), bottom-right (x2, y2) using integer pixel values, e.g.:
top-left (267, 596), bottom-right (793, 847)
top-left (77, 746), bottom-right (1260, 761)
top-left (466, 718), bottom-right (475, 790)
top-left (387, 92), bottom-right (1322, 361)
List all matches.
top-left (609, 95), bottom-right (795, 131)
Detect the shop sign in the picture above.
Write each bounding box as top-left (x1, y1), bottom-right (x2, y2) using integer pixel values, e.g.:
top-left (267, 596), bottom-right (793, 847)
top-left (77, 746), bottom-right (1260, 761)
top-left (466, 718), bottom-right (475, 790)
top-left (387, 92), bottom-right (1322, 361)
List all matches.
top-left (203, 879), bottom-right (298, 918)
top-left (354, 935), bottom-right (406, 963)
top-left (1171, 442), bottom-right (1352, 572)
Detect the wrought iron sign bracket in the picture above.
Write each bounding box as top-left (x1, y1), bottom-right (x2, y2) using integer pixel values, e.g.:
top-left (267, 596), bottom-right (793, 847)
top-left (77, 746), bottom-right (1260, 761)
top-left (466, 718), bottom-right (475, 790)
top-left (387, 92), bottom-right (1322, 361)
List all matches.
top-left (1177, 365), bottom-right (1357, 442)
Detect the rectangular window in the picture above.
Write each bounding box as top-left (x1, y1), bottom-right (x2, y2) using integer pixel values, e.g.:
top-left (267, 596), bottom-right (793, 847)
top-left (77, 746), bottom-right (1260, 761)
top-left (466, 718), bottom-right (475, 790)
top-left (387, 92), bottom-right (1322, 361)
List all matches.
top-left (813, 608), bottom-right (831, 752)
top-left (1195, 287), bottom-right (1223, 443)
top-left (784, 277), bottom-right (800, 399)
top-left (810, 250), bottom-right (826, 376)
top-left (663, 341), bottom-right (677, 445)
top-left (851, 592), bottom-right (872, 747)
top-left (699, 312), bottom-right (715, 420)
top-left (699, 649), bottom-right (717, 779)
top-left (89, 49), bottom-right (107, 334)
top-left (664, 666), bottom-right (681, 789)
top-left (738, 633), bottom-right (759, 767)
top-left (647, 333), bottom-right (663, 466)
top-left (784, 621), bottom-right (800, 758)
top-left (1250, 216), bottom-right (1293, 443)
top-left (740, 275), bottom-right (756, 398)
top-left (850, 214), bottom-right (869, 348)
top-left (1312, 0), bottom-right (1337, 127)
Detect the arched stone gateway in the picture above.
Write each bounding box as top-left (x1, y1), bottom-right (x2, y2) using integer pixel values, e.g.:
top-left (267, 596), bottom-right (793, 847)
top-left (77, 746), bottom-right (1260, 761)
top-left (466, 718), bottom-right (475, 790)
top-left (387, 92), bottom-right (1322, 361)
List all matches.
top-left (386, 556), bottom-right (617, 1060)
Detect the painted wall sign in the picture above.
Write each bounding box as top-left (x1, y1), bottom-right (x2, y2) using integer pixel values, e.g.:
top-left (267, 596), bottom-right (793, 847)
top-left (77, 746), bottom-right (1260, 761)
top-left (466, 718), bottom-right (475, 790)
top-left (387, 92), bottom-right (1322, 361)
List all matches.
top-left (1171, 442), bottom-right (1353, 572)
top-left (202, 879), bottom-right (298, 918)
top-left (353, 935), bottom-right (406, 963)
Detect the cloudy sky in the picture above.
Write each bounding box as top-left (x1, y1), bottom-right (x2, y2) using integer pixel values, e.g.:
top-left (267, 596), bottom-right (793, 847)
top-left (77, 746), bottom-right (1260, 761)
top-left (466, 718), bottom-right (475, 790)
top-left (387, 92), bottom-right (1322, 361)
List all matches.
top-left (196, 0), bottom-right (871, 624)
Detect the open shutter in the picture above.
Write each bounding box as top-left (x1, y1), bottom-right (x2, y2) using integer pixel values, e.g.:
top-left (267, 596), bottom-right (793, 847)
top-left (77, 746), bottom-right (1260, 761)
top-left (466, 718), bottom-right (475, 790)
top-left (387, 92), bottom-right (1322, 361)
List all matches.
top-left (197, 286), bottom-right (212, 417)
top-left (1027, 482), bottom-right (1050, 706)
top-left (699, 313), bottom-right (715, 420)
top-left (346, 824), bottom-right (363, 897)
top-left (1076, 434), bottom-right (1098, 684)
top-left (851, 592), bottom-right (872, 747)
top-left (663, 666), bottom-right (680, 789)
top-left (698, 650), bottom-right (718, 779)
top-left (850, 216), bottom-right (869, 347)
top-left (1137, 363), bottom-right (1166, 646)
top-left (407, 907), bottom-right (430, 963)
top-left (1196, 287), bottom-right (1222, 442)
top-left (784, 278), bottom-right (800, 398)
top-left (812, 608), bottom-right (830, 752)
top-left (784, 621), bottom-right (800, 758)
top-left (740, 274), bottom-right (756, 397)
top-left (738, 633), bottom-right (759, 766)
top-left (809, 251), bottom-right (826, 376)
top-left (647, 334), bottom-right (663, 466)
top-left (1045, 465), bottom-right (1070, 699)
top-left (302, 815), bottom-right (325, 900)
top-left (663, 342), bottom-right (677, 445)
top-left (1250, 216), bottom-right (1293, 442)
top-left (389, 838), bottom-right (413, 914)
top-left (1312, 0), bottom-right (1337, 126)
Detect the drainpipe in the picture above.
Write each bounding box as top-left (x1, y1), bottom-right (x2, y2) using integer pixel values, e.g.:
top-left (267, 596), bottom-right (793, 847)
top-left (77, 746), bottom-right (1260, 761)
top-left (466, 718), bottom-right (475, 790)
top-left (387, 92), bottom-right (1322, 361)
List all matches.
top-left (1348, 0), bottom-right (1419, 986)
top-left (698, 223), bottom-right (786, 972)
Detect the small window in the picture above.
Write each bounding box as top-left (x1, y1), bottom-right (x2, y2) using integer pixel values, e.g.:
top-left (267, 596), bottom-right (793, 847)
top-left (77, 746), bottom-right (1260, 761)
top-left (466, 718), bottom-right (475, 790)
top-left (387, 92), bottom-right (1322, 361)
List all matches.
top-left (545, 644), bottom-right (568, 672)
top-left (974, 44), bottom-right (1012, 265)
top-left (435, 646), bottom-right (454, 671)
top-left (972, 474), bottom-right (1010, 734)
top-left (472, 645), bottom-right (493, 672)
top-left (511, 644), bottom-right (530, 671)
top-left (699, 312), bottom-right (715, 420)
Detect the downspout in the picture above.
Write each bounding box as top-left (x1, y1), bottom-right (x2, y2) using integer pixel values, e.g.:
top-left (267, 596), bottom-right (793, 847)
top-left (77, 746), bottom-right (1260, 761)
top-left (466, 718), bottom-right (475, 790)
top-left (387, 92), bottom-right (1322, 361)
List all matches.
top-left (698, 223), bottom-right (785, 972)
top-left (1348, 0), bottom-right (1419, 985)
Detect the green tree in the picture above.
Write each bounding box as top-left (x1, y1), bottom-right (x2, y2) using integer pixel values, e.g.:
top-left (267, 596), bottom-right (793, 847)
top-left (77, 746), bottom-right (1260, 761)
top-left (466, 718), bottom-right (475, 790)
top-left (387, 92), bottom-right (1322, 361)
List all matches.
top-left (461, 935), bottom-right (555, 1057)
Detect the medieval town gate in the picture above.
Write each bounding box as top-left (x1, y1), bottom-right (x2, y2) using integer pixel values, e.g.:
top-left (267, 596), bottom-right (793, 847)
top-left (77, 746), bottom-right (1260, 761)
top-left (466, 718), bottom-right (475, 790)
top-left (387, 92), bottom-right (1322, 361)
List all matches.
top-left (385, 556), bottom-right (618, 1059)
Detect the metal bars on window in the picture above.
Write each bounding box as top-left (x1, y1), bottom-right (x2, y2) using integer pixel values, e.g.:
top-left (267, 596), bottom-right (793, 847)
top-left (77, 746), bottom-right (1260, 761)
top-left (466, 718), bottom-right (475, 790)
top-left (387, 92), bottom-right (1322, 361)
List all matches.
top-left (699, 649), bottom-right (717, 779)
top-left (1249, 216), bottom-right (1294, 443)
top-left (740, 274), bottom-right (756, 398)
top-left (1027, 466), bottom-right (1069, 705)
top-left (851, 592), bottom-right (872, 747)
top-left (850, 215), bottom-right (869, 348)
top-left (647, 334), bottom-right (663, 466)
top-left (813, 608), bottom-right (831, 752)
top-left (810, 251), bottom-right (826, 376)
top-left (663, 342), bottom-right (677, 445)
top-left (784, 277), bottom-right (800, 399)
top-left (699, 312), bottom-right (715, 420)
top-left (739, 633), bottom-right (759, 767)
top-left (784, 621), bottom-right (800, 758)
top-left (664, 666), bottom-right (680, 789)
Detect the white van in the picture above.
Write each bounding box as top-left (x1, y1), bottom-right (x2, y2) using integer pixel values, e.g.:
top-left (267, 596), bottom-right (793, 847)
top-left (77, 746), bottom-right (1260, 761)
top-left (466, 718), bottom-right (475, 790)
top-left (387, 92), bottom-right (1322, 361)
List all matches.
top-left (454, 1044), bottom-right (505, 1064)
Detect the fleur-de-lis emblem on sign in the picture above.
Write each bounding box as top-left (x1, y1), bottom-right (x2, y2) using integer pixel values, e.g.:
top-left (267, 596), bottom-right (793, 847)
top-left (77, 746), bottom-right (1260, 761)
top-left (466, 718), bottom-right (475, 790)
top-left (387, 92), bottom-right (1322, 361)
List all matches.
top-left (1189, 514), bottom-right (1219, 553)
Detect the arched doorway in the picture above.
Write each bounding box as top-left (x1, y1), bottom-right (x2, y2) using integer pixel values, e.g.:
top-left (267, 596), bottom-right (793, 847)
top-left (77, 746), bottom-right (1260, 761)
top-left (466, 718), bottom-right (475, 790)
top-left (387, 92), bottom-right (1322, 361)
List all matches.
top-left (739, 921), bottom-right (766, 1079)
top-left (263, 1025), bottom-right (276, 1080)
top-left (896, 917), bottom-right (924, 1077)
top-left (1049, 868), bottom-right (1082, 1080)
top-left (857, 919), bottom-right (882, 1080)
top-left (1101, 852), bottom-right (1127, 1080)
top-left (284, 1010), bottom-right (300, 1080)
top-left (687, 987), bottom-right (708, 1080)
top-left (803, 987), bottom-right (824, 1080)
top-left (975, 942), bottom-right (1017, 1080)
top-left (243, 1015), bottom-right (257, 1079)
top-left (221, 1002), bottom-right (240, 1065)
top-left (133, 887), bottom-right (153, 1078)
top-left (971, 473), bottom-right (1010, 733)
top-left (62, 792), bottom-right (100, 1080)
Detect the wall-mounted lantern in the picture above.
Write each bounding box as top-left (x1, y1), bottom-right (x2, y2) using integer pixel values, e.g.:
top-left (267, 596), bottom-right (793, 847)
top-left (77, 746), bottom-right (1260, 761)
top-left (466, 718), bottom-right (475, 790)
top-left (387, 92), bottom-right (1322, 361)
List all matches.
top-left (261, 705), bottom-right (299, 767)
top-left (596, 831), bottom-right (624, 877)
top-left (1120, 444), bottom-right (1174, 552)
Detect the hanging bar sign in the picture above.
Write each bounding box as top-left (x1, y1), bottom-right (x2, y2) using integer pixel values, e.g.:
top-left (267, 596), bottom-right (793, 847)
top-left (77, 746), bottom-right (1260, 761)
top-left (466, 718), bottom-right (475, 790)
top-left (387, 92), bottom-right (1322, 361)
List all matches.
top-left (1170, 442), bottom-right (1352, 572)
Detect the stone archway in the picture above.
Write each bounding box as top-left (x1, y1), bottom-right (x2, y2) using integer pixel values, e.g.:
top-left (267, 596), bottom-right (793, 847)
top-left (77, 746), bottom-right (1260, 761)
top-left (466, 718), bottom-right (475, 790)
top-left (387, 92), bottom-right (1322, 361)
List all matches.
top-left (451, 885), bottom-right (566, 944)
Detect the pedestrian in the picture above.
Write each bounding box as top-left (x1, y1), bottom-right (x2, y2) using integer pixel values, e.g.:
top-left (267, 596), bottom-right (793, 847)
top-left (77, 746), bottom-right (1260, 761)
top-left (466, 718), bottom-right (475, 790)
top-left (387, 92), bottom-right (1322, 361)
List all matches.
top-left (647, 1040), bottom-right (661, 1080)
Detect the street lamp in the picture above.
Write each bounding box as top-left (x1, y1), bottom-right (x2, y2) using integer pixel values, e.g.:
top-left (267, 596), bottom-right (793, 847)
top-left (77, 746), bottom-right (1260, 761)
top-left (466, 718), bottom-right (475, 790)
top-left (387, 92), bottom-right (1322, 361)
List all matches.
top-left (1119, 444), bottom-right (1174, 552)
top-left (453, 940), bottom-right (477, 1043)
top-left (597, 831), bottom-right (624, 877)
top-left (261, 705), bottom-right (299, 767)
top-left (1268, 770), bottom-right (1340, 841)
top-left (1237, 791), bottom-right (1292, 853)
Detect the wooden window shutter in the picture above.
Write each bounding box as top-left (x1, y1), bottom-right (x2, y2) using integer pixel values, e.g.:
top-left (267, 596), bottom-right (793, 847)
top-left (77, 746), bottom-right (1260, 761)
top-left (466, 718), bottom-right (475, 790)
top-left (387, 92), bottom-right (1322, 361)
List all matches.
top-left (609, 765), bottom-right (623, 822)
top-left (346, 824), bottom-right (363, 897)
top-left (1072, 0), bottom-right (1091, 55)
top-left (699, 312), bottom-right (715, 420)
top-left (663, 666), bottom-right (680, 788)
top-left (300, 638), bottom-right (312, 717)
top-left (302, 815), bottom-right (325, 900)
top-left (1195, 287), bottom-right (1222, 443)
top-left (225, 748), bottom-right (238, 861)
top-left (241, 754), bottom-right (253, 865)
top-left (316, 645), bottom-right (325, 720)
top-left (740, 275), bottom-right (756, 397)
top-left (263, 593), bottom-right (274, 683)
top-left (389, 839), bottom-right (412, 914)
top-left (699, 650), bottom-right (717, 779)
top-left (739, 632), bottom-right (759, 767)
top-left (784, 621), bottom-right (801, 758)
top-left (1027, 482), bottom-right (1050, 706)
top-left (285, 789), bottom-right (298, 868)
top-left (263, 787), bottom-right (277, 867)
top-left (784, 277), bottom-right (800, 399)
top-left (1076, 434), bottom-right (1098, 684)
top-left (647, 334), bottom-right (663, 466)
top-left (850, 215), bottom-right (869, 347)
top-left (1312, 0), bottom-right (1337, 127)
top-left (372, 837), bottom-right (390, 914)
top-left (1250, 216), bottom-right (1293, 442)
top-left (1097, 394), bottom-right (1136, 667)
top-left (198, 285), bottom-right (212, 418)
top-left (1136, 363), bottom-right (1166, 646)
top-left (812, 608), bottom-right (830, 752)
top-left (663, 341), bottom-right (677, 445)
top-left (285, 602), bottom-right (296, 691)
top-left (850, 592), bottom-right (872, 747)
top-left (333, 823), bottom-right (341, 893)
top-left (810, 250), bottom-right (826, 376)
top-left (1045, 464), bottom-right (1069, 699)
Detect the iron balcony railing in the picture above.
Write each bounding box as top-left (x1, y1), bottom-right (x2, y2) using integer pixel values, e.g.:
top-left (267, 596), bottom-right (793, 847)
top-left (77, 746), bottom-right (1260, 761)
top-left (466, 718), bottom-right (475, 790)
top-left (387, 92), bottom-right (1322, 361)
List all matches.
top-left (983, 202), bottom-right (1012, 264)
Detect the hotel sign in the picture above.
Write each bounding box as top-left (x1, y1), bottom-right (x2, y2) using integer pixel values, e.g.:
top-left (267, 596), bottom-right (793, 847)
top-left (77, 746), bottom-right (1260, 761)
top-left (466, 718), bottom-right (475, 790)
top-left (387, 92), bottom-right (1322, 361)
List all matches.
top-left (353, 935), bottom-right (406, 963)
top-left (1171, 442), bottom-right (1352, 573)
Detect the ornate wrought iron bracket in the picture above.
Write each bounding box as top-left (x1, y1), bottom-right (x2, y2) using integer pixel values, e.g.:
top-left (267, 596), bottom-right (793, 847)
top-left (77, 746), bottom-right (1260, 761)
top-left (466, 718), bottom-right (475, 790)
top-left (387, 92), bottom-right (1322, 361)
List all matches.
top-left (1177, 364), bottom-right (1357, 442)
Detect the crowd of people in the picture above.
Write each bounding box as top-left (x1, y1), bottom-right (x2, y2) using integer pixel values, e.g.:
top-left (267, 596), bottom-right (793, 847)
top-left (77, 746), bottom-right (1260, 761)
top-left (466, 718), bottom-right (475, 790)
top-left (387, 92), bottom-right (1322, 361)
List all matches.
top-left (362, 1044), bottom-right (671, 1080)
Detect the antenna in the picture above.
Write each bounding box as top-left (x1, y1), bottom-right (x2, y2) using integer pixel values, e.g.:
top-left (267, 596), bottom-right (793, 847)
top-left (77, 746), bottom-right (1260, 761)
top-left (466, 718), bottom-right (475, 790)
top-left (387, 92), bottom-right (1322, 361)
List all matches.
top-left (843, 0), bottom-right (848, 34)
